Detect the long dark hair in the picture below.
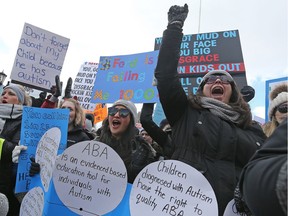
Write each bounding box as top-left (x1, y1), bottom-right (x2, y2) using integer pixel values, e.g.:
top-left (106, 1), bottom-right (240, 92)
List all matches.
top-left (98, 115), bottom-right (138, 164)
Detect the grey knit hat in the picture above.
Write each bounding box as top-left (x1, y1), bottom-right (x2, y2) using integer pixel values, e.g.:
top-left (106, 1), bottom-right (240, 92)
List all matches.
top-left (112, 99), bottom-right (137, 123)
top-left (268, 85), bottom-right (288, 120)
top-left (199, 70), bottom-right (234, 89)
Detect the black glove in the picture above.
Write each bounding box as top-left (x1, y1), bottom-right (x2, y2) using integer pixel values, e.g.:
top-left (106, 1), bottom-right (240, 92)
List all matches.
top-left (39, 92), bottom-right (47, 100)
top-left (168, 4), bottom-right (189, 28)
top-left (241, 85), bottom-right (255, 102)
top-left (53, 75), bottom-right (62, 98)
top-left (29, 157), bottom-right (40, 176)
top-left (64, 77), bottom-right (73, 99)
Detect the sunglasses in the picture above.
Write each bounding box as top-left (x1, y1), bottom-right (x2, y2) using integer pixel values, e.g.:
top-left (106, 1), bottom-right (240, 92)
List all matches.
top-left (205, 75), bottom-right (232, 84)
top-left (277, 103), bottom-right (288, 113)
top-left (108, 107), bottom-right (130, 118)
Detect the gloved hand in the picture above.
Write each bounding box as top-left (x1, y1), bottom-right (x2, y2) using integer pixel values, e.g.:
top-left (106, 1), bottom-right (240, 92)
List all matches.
top-left (53, 75), bottom-right (62, 98)
top-left (168, 4), bottom-right (189, 27)
top-left (29, 157), bottom-right (40, 176)
top-left (64, 77), bottom-right (73, 99)
top-left (12, 145), bottom-right (27, 163)
top-left (241, 85), bottom-right (255, 102)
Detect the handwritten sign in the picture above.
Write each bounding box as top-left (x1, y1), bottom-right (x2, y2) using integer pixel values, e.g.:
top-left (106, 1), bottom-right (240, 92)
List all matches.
top-left (20, 187), bottom-right (44, 216)
top-left (52, 141), bottom-right (127, 215)
top-left (35, 128), bottom-right (61, 192)
top-left (130, 160), bottom-right (218, 216)
top-left (15, 107), bottom-right (69, 193)
top-left (72, 62), bottom-right (98, 110)
top-left (155, 30), bottom-right (247, 94)
top-left (91, 51), bottom-right (159, 103)
top-left (10, 23), bottom-right (70, 91)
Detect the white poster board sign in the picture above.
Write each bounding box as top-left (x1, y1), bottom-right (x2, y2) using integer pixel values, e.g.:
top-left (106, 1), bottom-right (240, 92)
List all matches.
top-left (130, 160), bottom-right (218, 216)
top-left (71, 62), bottom-right (98, 110)
top-left (52, 141), bottom-right (127, 215)
top-left (10, 22), bottom-right (70, 91)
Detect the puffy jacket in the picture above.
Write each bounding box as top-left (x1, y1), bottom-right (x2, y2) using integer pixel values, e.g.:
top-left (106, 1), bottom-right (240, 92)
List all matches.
top-left (239, 119), bottom-right (287, 216)
top-left (0, 116), bottom-right (22, 215)
top-left (154, 26), bottom-right (266, 215)
top-left (67, 125), bottom-right (91, 148)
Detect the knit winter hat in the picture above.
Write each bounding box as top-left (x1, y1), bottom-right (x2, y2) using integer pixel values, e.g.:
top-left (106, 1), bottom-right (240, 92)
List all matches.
top-left (198, 70), bottom-right (235, 90)
top-left (112, 99), bottom-right (137, 123)
top-left (3, 83), bottom-right (25, 104)
top-left (268, 83), bottom-right (288, 120)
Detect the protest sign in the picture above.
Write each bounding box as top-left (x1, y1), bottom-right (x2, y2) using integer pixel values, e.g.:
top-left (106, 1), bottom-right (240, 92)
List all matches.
top-left (10, 23), bottom-right (70, 91)
top-left (15, 107), bottom-right (69, 193)
top-left (51, 141), bottom-right (127, 215)
top-left (154, 29), bottom-right (247, 95)
top-left (91, 51), bottom-right (159, 103)
top-left (72, 62), bottom-right (98, 111)
top-left (223, 199), bottom-right (248, 216)
top-left (130, 160), bottom-right (218, 216)
top-left (20, 187), bottom-right (44, 216)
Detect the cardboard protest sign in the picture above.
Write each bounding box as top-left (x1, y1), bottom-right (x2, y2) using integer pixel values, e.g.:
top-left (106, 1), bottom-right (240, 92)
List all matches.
top-left (10, 23), bottom-right (70, 91)
top-left (15, 107), bottom-right (69, 193)
top-left (130, 160), bottom-right (218, 216)
top-left (154, 29), bottom-right (247, 94)
top-left (91, 51), bottom-right (159, 103)
top-left (223, 200), bottom-right (246, 216)
top-left (51, 141), bottom-right (127, 215)
top-left (72, 62), bottom-right (99, 111)
top-left (20, 187), bottom-right (44, 216)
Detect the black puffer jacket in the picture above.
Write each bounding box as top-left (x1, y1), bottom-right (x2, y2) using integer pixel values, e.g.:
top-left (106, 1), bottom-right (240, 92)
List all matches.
top-left (0, 116), bottom-right (22, 216)
top-left (239, 119), bottom-right (287, 216)
top-left (67, 125), bottom-right (91, 148)
top-left (154, 26), bottom-right (266, 215)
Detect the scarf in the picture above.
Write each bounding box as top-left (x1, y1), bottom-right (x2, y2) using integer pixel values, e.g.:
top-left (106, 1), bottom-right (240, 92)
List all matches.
top-left (200, 97), bottom-right (241, 124)
top-left (0, 104), bottom-right (23, 133)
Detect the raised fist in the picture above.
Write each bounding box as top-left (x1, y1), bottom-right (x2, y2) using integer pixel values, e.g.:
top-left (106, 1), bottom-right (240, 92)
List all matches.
top-left (168, 4), bottom-right (189, 27)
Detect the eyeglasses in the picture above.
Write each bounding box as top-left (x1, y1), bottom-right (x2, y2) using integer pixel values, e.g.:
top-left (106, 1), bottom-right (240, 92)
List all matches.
top-left (277, 103), bottom-right (288, 113)
top-left (205, 75), bottom-right (232, 84)
top-left (108, 107), bottom-right (130, 118)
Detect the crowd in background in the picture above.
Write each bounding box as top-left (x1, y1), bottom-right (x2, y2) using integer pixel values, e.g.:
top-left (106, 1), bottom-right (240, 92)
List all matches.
top-left (0, 4), bottom-right (287, 216)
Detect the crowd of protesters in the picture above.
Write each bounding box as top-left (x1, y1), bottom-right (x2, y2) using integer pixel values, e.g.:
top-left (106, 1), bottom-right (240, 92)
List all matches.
top-left (0, 4), bottom-right (287, 216)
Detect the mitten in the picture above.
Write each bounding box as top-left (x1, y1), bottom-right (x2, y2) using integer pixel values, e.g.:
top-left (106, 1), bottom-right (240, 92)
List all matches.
top-left (53, 75), bottom-right (62, 98)
top-left (168, 4), bottom-right (189, 28)
top-left (29, 157), bottom-right (40, 176)
top-left (240, 85), bottom-right (255, 102)
top-left (12, 145), bottom-right (27, 163)
top-left (64, 77), bottom-right (73, 99)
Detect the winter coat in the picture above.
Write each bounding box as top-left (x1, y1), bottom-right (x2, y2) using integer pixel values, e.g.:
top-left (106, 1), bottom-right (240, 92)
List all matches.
top-left (95, 134), bottom-right (155, 183)
top-left (67, 125), bottom-right (91, 148)
top-left (140, 103), bottom-right (174, 158)
top-left (154, 26), bottom-right (266, 215)
top-left (239, 118), bottom-right (287, 216)
top-left (0, 116), bottom-right (22, 215)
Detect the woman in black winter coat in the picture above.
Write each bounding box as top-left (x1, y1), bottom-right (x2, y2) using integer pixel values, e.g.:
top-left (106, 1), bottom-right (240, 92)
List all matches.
top-left (0, 83), bottom-right (31, 216)
top-left (154, 4), bottom-right (267, 215)
top-left (238, 118), bottom-right (287, 216)
top-left (95, 99), bottom-right (155, 183)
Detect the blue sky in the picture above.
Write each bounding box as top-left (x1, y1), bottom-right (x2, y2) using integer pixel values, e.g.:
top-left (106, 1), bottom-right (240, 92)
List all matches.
top-left (0, 0), bottom-right (287, 120)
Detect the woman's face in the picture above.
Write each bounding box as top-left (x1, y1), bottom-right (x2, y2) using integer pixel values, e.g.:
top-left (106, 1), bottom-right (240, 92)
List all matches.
top-left (274, 102), bottom-right (288, 124)
top-left (61, 101), bottom-right (76, 125)
top-left (202, 75), bottom-right (233, 104)
top-left (0, 88), bottom-right (20, 104)
top-left (108, 105), bottom-right (131, 139)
